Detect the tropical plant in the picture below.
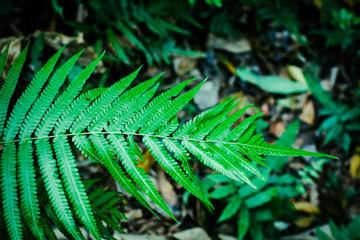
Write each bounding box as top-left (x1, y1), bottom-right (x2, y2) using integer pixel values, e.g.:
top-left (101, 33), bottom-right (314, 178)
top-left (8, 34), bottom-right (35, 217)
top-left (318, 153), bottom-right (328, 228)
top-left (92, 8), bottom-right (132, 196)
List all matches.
top-left (200, 120), bottom-right (313, 239)
top-left (189, 0), bottom-right (223, 7)
top-left (51, 0), bottom-right (205, 66)
top-left (0, 43), bottom-right (335, 240)
top-left (304, 73), bottom-right (360, 153)
top-left (7, 177), bottom-right (127, 240)
top-left (316, 214), bottom-right (360, 240)
top-left (82, 179), bottom-right (127, 240)
top-left (312, 4), bottom-right (360, 51)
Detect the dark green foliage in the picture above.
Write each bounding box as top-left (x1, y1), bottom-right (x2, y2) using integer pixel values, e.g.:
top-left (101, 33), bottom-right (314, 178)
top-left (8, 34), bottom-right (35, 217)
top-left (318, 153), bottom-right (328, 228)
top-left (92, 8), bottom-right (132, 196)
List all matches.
top-left (85, 179), bottom-right (127, 240)
top-left (0, 44), bottom-right (334, 240)
top-left (200, 120), bottom-right (326, 239)
top-left (316, 215), bottom-right (360, 240)
top-left (305, 73), bottom-right (360, 153)
top-left (51, 0), bottom-right (205, 65)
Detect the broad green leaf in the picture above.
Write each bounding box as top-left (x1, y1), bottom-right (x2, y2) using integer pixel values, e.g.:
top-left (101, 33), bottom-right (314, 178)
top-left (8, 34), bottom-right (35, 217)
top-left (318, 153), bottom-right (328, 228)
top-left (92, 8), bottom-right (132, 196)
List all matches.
top-left (236, 68), bottom-right (308, 94)
top-left (238, 206), bottom-right (250, 240)
top-left (254, 209), bottom-right (273, 222)
top-left (217, 195), bottom-right (242, 223)
top-left (249, 222), bottom-right (264, 240)
top-left (244, 187), bottom-right (278, 208)
top-left (315, 228), bottom-right (332, 240)
top-left (209, 184), bottom-right (237, 199)
top-left (105, 28), bottom-right (129, 64)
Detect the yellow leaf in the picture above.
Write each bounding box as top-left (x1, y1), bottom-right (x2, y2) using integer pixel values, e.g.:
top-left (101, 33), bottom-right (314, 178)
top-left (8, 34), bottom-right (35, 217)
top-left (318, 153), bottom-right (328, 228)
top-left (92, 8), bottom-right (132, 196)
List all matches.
top-left (293, 201), bottom-right (320, 214)
top-left (299, 100), bottom-right (315, 125)
top-left (287, 65), bottom-right (307, 85)
top-left (295, 215), bottom-right (314, 228)
top-left (350, 146), bottom-right (360, 179)
top-left (137, 150), bottom-right (156, 173)
top-left (342, 0), bottom-right (354, 8)
top-left (270, 121), bottom-right (286, 138)
top-left (313, 0), bottom-right (323, 10)
top-left (218, 55), bottom-right (236, 74)
top-left (157, 168), bottom-right (177, 206)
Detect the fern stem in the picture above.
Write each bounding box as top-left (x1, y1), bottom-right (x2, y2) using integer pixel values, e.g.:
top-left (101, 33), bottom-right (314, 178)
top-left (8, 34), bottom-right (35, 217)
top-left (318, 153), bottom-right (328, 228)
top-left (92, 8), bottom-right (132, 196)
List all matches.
top-left (0, 131), bottom-right (325, 145)
top-left (0, 131), bottom-right (231, 144)
top-left (0, 131), bottom-right (337, 160)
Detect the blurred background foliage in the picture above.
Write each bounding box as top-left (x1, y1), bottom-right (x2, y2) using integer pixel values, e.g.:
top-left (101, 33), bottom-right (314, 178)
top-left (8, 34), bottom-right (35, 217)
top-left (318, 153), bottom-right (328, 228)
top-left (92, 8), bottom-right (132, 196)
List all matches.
top-left (0, 0), bottom-right (360, 239)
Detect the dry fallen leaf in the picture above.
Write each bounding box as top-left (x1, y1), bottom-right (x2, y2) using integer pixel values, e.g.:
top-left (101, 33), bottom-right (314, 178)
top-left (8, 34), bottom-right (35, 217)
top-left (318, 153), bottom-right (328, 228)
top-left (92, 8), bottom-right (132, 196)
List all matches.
top-left (299, 100), bottom-right (315, 125)
top-left (0, 37), bottom-right (23, 70)
top-left (137, 150), bottom-right (156, 173)
top-left (293, 201), bottom-right (320, 214)
top-left (172, 227), bottom-right (211, 240)
top-left (35, 31), bottom-right (105, 72)
top-left (292, 201), bottom-right (320, 228)
top-left (282, 224), bottom-right (332, 240)
top-left (125, 209), bottom-right (143, 221)
top-left (295, 215), bottom-right (315, 228)
top-left (113, 233), bottom-right (167, 240)
top-left (207, 34), bottom-right (251, 54)
top-left (287, 65), bottom-right (307, 84)
top-left (217, 55), bottom-right (236, 74)
top-left (218, 234), bottom-right (237, 240)
top-left (350, 146), bottom-right (360, 179)
top-left (173, 56), bottom-right (197, 76)
top-left (157, 168), bottom-right (177, 206)
top-left (193, 81), bottom-right (219, 110)
top-left (270, 121), bottom-right (286, 138)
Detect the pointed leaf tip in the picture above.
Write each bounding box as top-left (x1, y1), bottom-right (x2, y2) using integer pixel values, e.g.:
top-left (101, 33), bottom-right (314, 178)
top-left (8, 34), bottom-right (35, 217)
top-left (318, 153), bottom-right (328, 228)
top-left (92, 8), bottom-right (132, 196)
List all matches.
top-left (136, 65), bottom-right (143, 72)
top-left (98, 51), bottom-right (106, 58)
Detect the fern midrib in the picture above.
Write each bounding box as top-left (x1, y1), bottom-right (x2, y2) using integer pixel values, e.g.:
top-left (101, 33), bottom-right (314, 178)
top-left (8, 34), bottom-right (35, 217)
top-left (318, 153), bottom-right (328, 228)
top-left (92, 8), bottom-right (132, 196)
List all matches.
top-left (0, 131), bottom-right (318, 147)
top-left (0, 131), bottom-right (336, 159)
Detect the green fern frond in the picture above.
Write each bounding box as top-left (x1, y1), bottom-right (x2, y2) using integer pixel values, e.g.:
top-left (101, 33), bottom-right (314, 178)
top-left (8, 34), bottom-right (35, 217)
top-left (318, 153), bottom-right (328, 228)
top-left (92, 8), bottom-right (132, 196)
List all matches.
top-left (91, 73), bottom-right (161, 132)
top-left (35, 52), bottom-right (105, 137)
top-left (5, 46), bottom-right (64, 142)
top-left (124, 78), bottom-right (194, 132)
top-left (0, 43), bottom-right (29, 138)
top-left (18, 140), bottom-right (46, 240)
top-left (39, 216), bottom-right (58, 240)
top-left (36, 139), bottom-right (83, 240)
top-left (144, 136), bottom-right (208, 203)
top-left (108, 134), bottom-right (175, 220)
top-left (17, 46), bottom-right (66, 140)
top-left (202, 142), bottom-right (254, 187)
top-left (190, 104), bottom-right (234, 139)
top-left (141, 79), bottom-right (205, 134)
top-left (53, 136), bottom-right (101, 240)
top-left (183, 141), bottom-right (238, 181)
top-left (173, 99), bottom-right (233, 138)
top-left (71, 67), bottom-right (142, 133)
top-left (218, 143), bottom-right (264, 181)
top-left (162, 138), bottom-right (200, 186)
top-left (44, 204), bottom-right (78, 240)
top-left (207, 104), bottom-right (253, 140)
top-left (0, 142), bottom-right (22, 240)
top-left (0, 44), bottom-right (336, 240)
top-left (107, 83), bottom-right (159, 132)
top-left (55, 88), bottom-right (106, 135)
top-left (225, 113), bottom-right (264, 141)
top-left (93, 134), bottom-right (158, 217)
